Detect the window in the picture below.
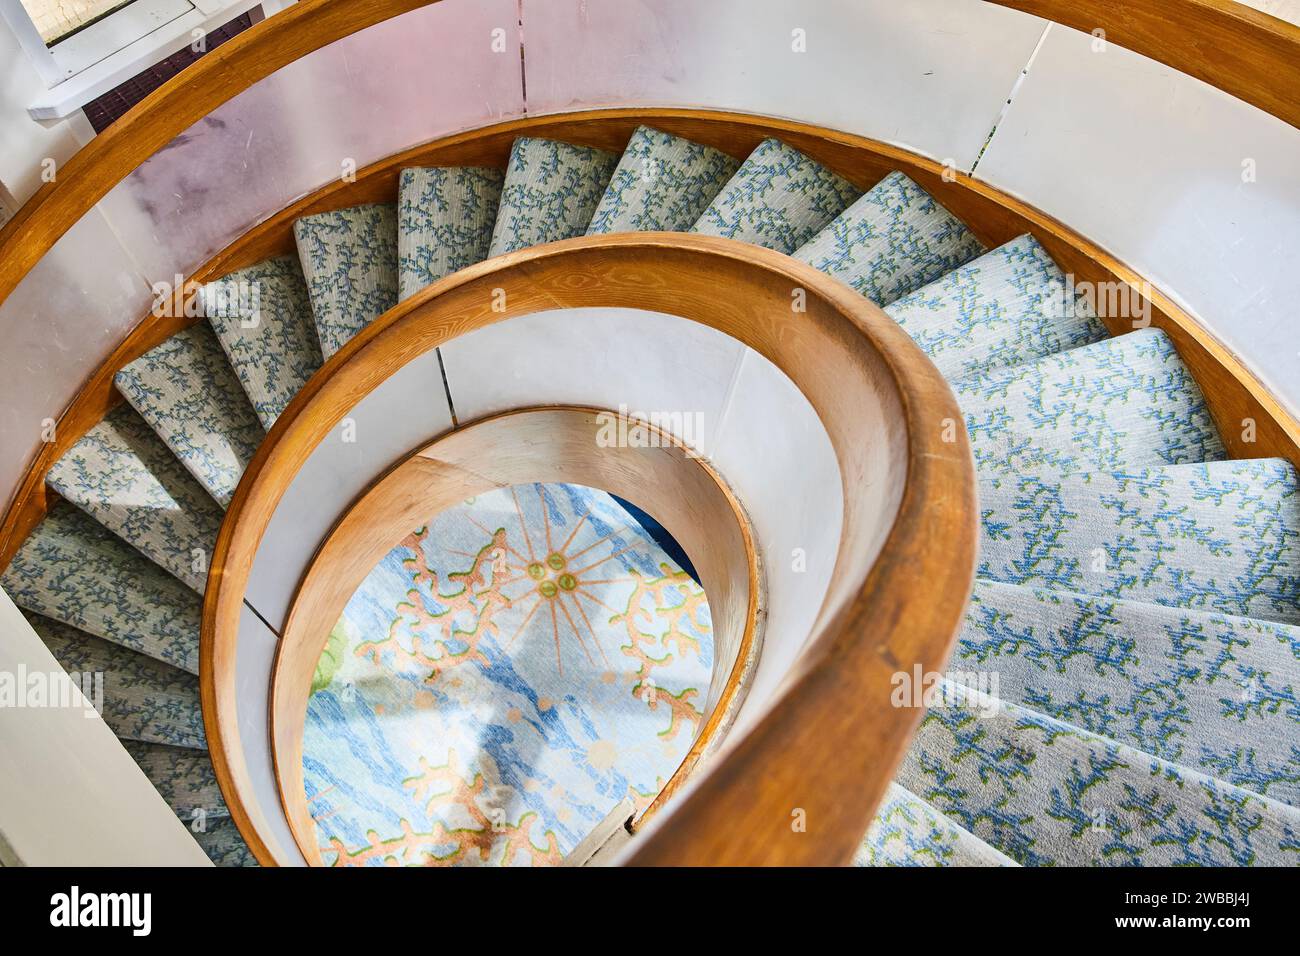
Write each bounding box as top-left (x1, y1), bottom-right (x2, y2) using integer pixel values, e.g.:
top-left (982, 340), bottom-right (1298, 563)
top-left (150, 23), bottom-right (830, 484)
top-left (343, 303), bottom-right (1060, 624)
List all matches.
top-left (0, 0), bottom-right (289, 119)
top-left (24, 0), bottom-right (140, 45)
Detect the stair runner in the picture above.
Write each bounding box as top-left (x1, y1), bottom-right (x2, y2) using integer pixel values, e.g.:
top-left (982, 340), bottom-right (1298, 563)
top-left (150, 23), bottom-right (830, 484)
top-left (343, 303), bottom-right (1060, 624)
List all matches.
top-left (5, 125), bottom-right (1298, 867)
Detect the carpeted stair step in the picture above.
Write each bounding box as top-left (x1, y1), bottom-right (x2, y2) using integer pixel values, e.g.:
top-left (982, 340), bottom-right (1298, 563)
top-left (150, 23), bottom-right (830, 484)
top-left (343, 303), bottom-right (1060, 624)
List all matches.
top-left (885, 233), bottom-right (1109, 380)
top-left (294, 203), bottom-right (399, 357)
top-left (114, 323), bottom-right (265, 508)
top-left (122, 741), bottom-right (230, 824)
top-left (397, 166), bottom-right (504, 300)
top-left (794, 170), bottom-right (986, 306)
top-left (959, 580), bottom-right (1300, 804)
top-left (45, 404), bottom-right (220, 592)
top-left (955, 327), bottom-right (1225, 478)
top-left (586, 125), bottom-right (740, 234)
top-left (194, 817), bottom-right (257, 867)
top-left (488, 137), bottom-right (618, 256)
top-left (0, 502), bottom-right (201, 673)
top-left (26, 613), bottom-right (204, 750)
top-left (201, 255), bottom-right (323, 429)
top-left (122, 741), bottom-right (252, 866)
top-left (977, 458), bottom-right (1300, 625)
top-left (896, 685), bottom-right (1300, 866)
top-left (690, 137), bottom-right (860, 254)
top-left (857, 782), bottom-right (1016, 866)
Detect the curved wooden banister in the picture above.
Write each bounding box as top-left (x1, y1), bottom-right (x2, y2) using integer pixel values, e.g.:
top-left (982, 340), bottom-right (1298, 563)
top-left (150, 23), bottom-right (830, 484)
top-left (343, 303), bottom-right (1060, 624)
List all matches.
top-left (203, 233), bottom-right (977, 865)
top-left (986, 0), bottom-right (1300, 130)
top-left (0, 0), bottom-right (1292, 865)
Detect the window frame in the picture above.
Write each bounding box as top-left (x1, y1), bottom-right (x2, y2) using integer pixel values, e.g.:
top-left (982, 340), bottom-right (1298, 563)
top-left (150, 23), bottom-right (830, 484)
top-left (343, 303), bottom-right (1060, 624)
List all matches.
top-left (0, 0), bottom-right (292, 119)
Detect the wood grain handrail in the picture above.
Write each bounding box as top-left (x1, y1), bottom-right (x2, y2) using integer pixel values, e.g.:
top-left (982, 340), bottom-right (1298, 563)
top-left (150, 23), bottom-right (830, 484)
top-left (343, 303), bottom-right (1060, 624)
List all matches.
top-left (202, 233), bottom-right (977, 865)
top-left (986, 0), bottom-right (1300, 130)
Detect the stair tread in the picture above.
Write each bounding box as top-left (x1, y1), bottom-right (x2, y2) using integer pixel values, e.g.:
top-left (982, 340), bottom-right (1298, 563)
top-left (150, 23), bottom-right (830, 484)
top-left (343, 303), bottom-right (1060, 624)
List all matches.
top-left (886, 233), bottom-right (1109, 380)
top-left (1, 502), bottom-right (201, 673)
top-left (398, 166), bottom-right (503, 301)
top-left (978, 458), bottom-right (1300, 624)
top-left (586, 125), bottom-right (740, 235)
top-left (202, 255), bottom-right (323, 429)
top-left (45, 403), bottom-right (219, 593)
top-left (488, 137), bottom-right (619, 256)
top-left (689, 137), bottom-right (860, 254)
top-left (122, 740), bottom-right (229, 822)
top-left (294, 202), bottom-right (399, 357)
top-left (193, 816), bottom-right (257, 867)
top-left (124, 739), bottom-right (251, 866)
top-left (114, 323), bottom-right (265, 508)
top-left (962, 579), bottom-right (1300, 803)
top-left (794, 170), bottom-right (986, 306)
top-left (27, 612), bottom-right (204, 750)
top-left (897, 685), bottom-right (1300, 866)
top-left (857, 782), bottom-right (1017, 866)
top-left (397, 166), bottom-right (504, 303)
top-left (956, 327), bottom-right (1226, 478)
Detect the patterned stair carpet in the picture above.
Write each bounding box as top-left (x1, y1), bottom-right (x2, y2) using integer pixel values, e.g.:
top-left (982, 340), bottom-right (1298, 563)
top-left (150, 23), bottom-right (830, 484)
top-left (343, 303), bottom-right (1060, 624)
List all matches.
top-left (4, 123), bottom-right (1298, 866)
top-left (305, 483), bottom-right (712, 866)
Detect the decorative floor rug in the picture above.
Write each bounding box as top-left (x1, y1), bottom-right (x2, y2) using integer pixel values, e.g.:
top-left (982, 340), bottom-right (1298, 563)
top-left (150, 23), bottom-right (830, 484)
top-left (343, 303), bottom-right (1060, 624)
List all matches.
top-left (303, 482), bottom-right (713, 865)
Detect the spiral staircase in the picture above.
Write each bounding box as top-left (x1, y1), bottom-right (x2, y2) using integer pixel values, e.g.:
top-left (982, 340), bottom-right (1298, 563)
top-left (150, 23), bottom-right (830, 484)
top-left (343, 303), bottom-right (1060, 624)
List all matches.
top-left (0, 0), bottom-right (1298, 868)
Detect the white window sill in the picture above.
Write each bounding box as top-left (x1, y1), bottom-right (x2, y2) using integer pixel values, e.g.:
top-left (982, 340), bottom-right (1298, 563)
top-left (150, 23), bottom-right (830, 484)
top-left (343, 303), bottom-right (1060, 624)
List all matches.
top-left (26, 0), bottom-right (288, 120)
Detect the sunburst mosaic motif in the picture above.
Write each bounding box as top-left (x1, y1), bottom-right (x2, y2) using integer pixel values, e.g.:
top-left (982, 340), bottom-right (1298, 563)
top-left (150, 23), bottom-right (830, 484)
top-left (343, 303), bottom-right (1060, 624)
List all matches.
top-left (302, 482), bottom-right (714, 866)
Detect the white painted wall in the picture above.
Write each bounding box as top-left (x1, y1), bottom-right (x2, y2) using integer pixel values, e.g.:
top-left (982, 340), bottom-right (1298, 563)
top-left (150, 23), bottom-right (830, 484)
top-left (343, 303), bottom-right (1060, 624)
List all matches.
top-left (0, 0), bottom-right (526, 515)
top-left (0, 587), bottom-right (210, 865)
top-left (523, 0), bottom-right (1049, 173)
top-left (234, 307), bottom-right (849, 852)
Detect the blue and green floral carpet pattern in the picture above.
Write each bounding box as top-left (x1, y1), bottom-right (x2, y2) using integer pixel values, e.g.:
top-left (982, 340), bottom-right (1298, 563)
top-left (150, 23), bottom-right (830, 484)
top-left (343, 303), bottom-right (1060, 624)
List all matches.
top-left (302, 483), bottom-right (714, 866)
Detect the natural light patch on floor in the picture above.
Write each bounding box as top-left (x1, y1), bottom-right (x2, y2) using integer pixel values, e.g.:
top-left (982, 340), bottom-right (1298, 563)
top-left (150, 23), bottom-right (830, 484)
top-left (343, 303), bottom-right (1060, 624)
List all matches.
top-left (302, 482), bottom-right (713, 866)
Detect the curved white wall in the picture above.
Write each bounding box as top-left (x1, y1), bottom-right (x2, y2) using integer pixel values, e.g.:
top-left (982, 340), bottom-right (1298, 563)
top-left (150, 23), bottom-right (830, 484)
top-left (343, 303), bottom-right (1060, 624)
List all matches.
top-left (247, 307), bottom-right (843, 718)
top-left (972, 23), bottom-right (1300, 426)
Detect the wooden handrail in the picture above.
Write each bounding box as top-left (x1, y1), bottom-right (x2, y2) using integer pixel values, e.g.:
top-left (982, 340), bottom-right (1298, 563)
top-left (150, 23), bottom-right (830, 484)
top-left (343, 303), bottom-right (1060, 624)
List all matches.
top-left (202, 233), bottom-right (977, 865)
top-left (986, 0), bottom-right (1300, 130)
